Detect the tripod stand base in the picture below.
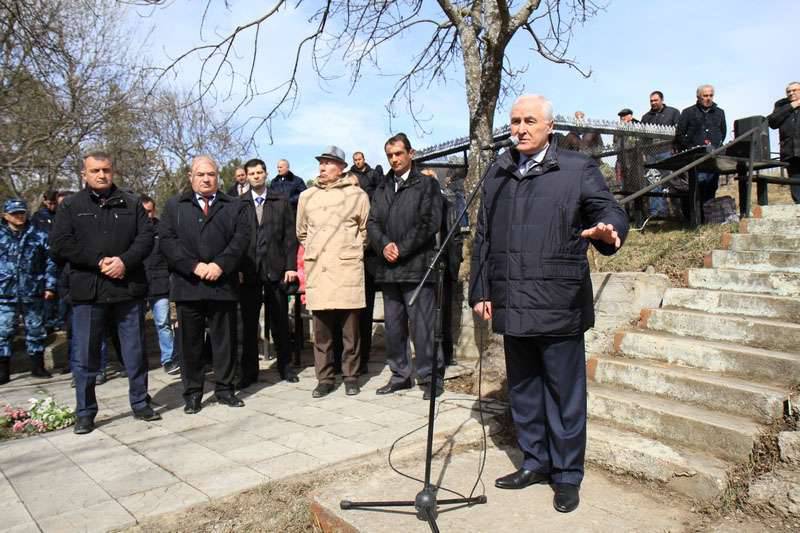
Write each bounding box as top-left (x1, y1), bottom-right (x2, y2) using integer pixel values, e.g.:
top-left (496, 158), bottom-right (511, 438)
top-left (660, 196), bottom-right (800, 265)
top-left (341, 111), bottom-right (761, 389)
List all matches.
top-left (340, 488), bottom-right (487, 527)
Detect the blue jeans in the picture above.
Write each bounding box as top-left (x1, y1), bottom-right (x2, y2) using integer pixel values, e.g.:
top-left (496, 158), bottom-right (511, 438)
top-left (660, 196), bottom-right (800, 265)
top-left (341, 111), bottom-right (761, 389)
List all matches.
top-left (72, 300), bottom-right (149, 418)
top-left (0, 301), bottom-right (46, 358)
top-left (148, 297), bottom-right (174, 365)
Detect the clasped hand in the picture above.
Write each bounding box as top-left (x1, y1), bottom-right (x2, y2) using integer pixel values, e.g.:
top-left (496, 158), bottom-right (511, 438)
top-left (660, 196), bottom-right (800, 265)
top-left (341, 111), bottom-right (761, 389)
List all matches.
top-left (193, 262), bottom-right (223, 281)
top-left (98, 257), bottom-right (126, 279)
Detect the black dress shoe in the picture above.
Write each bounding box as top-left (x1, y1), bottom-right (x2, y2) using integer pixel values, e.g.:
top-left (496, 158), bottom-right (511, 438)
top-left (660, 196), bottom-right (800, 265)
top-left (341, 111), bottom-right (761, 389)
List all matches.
top-left (73, 416), bottom-right (95, 435)
top-left (281, 372), bottom-right (299, 383)
top-left (235, 378), bottom-right (255, 390)
top-left (214, 393), bottom-right (245, 407)
top-left (494, 468), bottom-right (550, 490)
top-left (312, 382), bottom-right (334, 398)
top-left (133, 405), bottom-right (162, 422)
top-left (184, 395), bottom-right (202, 414)
top-left (553, 483), bottom-right (580, 513)
top-left (344, 382), bottom-right (360, 396)
top-left (375, 378), bottom-right (413, 395)
top-left (422, 383), bottom-right (444, 401)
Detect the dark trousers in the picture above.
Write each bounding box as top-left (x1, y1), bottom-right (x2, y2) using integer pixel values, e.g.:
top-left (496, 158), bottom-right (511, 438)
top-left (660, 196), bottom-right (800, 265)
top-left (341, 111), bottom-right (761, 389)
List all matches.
top-left (383, 282), bottom-right (443, 385)
top-left (333, 270), bottom-right (376, 372)
top-left (176, 300), bottom-right (236, 400)
top-left (312, 309), bottom-right (360, 384)
top-left (240, 280), bottom-right (292, 381)
top-left (789, 160), bottom-right (800, 204)
top-left (504, 334), bottom-right (586, 486)
top-left (697, 171), bottom-right (719, 209)
top-left (72, 301), bottom-right (149, 418)
top-left (441, 270), bottom-right (455, 365)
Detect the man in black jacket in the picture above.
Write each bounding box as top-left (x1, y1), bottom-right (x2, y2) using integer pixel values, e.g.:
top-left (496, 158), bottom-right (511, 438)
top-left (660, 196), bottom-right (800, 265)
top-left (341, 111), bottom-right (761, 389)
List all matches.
top-left (50, 151), bottom-right (159, 434)
top-left (367, 133), bottom-right (444, 399)
top-left (675, 85), bottom-right (727, 212)
top-left (768, 82), bottom-right (800, 203)
top-left (140, 195), bottom-right (179, 375)
top-left (270, 159), bottom-right (306, 213)
top-left (347, 151), bottom-right (384, 373)
top-left (226, 166), bottom-right (250, 197)
top-left (640, 91), bottom-right (680, 126)
top-left (470, 95), bottom-right (628, 513)
top-left (237, 158), bottom-right (299, 388)
top-left (159, 155), bottom-right (250, 414)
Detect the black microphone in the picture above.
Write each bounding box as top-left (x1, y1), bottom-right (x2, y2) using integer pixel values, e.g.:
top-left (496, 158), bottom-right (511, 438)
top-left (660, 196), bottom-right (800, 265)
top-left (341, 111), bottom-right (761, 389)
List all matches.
top-left (481, 136), bottom-right (519, 151)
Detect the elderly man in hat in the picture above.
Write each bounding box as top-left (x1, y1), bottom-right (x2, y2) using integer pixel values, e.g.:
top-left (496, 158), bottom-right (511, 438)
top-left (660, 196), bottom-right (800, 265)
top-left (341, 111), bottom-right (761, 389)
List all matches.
top-left (0, 199), bottom-right (58, 385)
top-left (296, 146), bottom-right (370, 398)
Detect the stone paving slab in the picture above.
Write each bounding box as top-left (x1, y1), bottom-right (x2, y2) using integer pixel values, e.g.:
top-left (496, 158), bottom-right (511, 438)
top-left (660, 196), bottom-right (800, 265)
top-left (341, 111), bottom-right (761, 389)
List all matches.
top-left (0, 358), bottom-right (493, 532)
top-left (313, 448), bottom-right (696, 533)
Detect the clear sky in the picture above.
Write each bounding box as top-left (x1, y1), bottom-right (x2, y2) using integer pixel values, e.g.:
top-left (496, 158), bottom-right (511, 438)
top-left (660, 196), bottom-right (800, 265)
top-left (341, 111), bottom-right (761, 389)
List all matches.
top-left (127, 0), bottom-right (799, 182)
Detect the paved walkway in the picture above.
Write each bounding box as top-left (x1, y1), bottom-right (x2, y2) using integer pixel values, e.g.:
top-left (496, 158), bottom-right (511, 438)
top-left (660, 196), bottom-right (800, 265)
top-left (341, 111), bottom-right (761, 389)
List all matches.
top-left (0, 359), bottom-right (500, 533)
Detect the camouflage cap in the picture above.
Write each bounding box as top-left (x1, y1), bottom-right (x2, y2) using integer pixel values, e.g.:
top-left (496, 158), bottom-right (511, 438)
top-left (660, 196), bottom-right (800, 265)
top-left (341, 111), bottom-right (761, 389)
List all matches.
top-left (3, 199), bottom-right (28, 214)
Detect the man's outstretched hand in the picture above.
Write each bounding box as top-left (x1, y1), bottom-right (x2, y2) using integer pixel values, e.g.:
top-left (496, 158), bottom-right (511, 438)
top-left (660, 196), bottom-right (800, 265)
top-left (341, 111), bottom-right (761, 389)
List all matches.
top-left (580, 222), bottom-right (621, 249)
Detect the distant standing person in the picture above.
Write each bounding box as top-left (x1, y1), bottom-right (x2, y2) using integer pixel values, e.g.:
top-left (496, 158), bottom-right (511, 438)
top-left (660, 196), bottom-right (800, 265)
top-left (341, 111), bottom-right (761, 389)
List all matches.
top-left (159, 155), bottom-right (251, 414)
top-left (675, 84), bottom-right (727, 213)
top-left (226, 166), bottom-right (250, 196)
top-left (139, 195), bottom-right (179, 375)
top-left (640, 91), bottom-right (680, 126)
top-left (768, 82), bottom-right (800, 203)
top-left (50, 151), bottom-right (159, 434)
top-left (270, 159), bottom-right (306, 213)
top-left (0, 199), bottom-right (58, 385)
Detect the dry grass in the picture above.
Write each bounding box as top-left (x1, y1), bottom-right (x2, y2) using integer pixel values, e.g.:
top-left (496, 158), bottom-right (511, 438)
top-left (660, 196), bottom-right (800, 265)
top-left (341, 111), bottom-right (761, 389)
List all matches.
top-left (122, 480), bottom-right (322, 533)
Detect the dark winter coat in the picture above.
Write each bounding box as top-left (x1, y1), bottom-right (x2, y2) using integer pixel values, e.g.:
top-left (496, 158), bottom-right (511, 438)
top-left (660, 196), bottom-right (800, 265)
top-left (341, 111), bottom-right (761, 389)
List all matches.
top-left (348, 164), bottom-right (383, 200)
top-left (50, 186), bottom-right (154, 304)
top-left (767, 97), bottom-right (800, 161)
top-left (367, 165), bottom-right (443, 284)
top-left (143, 217), bottom-right (170, 298)
top-left (158, 190), bottom-right (250, 302)
top-left (239, 191), bottom-right (298, 285)
top-left (641, 105), bottom-right (680, 126)
top-left (270, 172), bottom-right (307, 208)
top-left (0, 222), bottom-right (58, 303)
top-left (675, 102), bottom-right (727, 150)
top-left (468, 140), bottom-right (629, 337)
top-left (30, 207), bottom-right (56, 233)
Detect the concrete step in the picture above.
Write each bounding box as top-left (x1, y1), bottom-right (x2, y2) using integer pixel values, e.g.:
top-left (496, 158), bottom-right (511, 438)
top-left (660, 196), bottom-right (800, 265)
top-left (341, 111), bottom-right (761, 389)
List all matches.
top-left (589, 356), bottom-right (787, 423)
top-left (707, 250), bottom-right (800, 273)
top-left (663, 287), bottom-right (800, 322)
top-left (588, 383), bottom-right (760, 462)
top-left (614, 330), bottom-right (800, 385)
top-left (753, 204), bottom-right (800, 219)
top-left (586, 420), bottom-right (730, 502)
top-left (741, 218), bottom-right (800, 236)
top-left (687, 268), bottom-right (800, 297)
top-left (639, 308), bottom-right (800, 352)
top-left (725, 233), bottom-right (800, 253)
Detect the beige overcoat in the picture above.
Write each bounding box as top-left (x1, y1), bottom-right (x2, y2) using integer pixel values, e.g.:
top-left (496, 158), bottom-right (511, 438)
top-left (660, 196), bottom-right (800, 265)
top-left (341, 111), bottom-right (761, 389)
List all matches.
top-left (296, 174), bottom-right (370, 311)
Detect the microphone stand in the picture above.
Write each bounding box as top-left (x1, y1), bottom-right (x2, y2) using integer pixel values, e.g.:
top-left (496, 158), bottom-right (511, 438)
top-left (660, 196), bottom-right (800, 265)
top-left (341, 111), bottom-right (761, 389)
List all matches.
top-left (340, 146), bottom-right (505, 532)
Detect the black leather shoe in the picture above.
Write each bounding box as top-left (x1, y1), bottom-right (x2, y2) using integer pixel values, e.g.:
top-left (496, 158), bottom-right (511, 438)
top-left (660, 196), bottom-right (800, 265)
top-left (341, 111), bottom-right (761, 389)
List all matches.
top-left (345, 382), bottom-right (360, 396)
top-left (375, 378), bottom-right (413, 395)
top-left (133, 405), bottom-right (162, 422)
top-left (312, 382), bottom-right (334, 398)
top-left (422, 383), bottom-right (444, 401)
top-left (553, 483), bottom-right (580, 513)
top-left (494, 468), bottom-right (550, 490)
top-left (184, 395), bottom-right (202, 414)
top-left (281, 371), bottom-right (299, 383)
top-left (73, 416), bottom-right (95, 435)
top-left (214, 393), bottom-right (245, 407)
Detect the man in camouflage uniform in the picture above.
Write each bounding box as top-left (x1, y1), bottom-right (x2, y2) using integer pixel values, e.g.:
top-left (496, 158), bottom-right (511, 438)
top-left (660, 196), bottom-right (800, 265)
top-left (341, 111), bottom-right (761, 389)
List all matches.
top-left (0, 199), bottom-right (58, 385)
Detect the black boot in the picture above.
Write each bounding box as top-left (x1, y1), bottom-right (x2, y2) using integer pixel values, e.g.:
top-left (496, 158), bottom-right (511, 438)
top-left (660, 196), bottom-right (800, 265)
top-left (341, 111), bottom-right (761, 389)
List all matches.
top-left (30, 353), bottom-right (52, 379)
top-left (0, 358), bottom-right (9, 385)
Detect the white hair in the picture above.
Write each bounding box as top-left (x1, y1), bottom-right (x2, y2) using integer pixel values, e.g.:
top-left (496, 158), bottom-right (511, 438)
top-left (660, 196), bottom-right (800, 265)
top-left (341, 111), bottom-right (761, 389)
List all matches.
top-left (512, 94), bottom-right (554, 121)
top-left (190, 154), bottom-right (218, 174)
top-left (696, 84), bottom-right (714, 97)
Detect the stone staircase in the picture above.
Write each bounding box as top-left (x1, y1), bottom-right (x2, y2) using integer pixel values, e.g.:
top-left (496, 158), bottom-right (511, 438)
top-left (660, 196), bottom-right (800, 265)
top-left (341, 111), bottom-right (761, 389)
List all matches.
top-left (586, 204), bottom-right (800, 502)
